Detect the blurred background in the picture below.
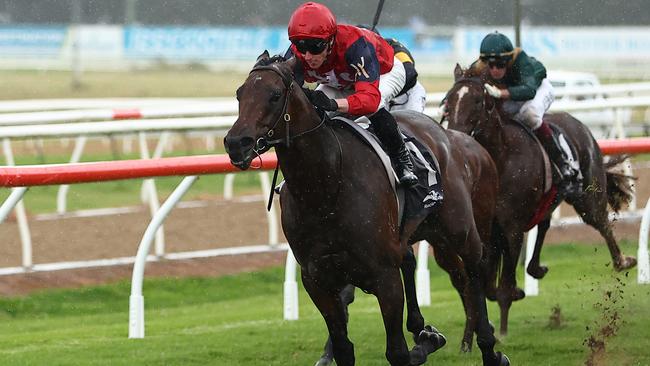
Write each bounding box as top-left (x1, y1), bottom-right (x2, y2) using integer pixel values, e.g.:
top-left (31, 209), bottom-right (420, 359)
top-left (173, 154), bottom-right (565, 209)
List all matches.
top-left (0, 0), bottom-right (649, 100)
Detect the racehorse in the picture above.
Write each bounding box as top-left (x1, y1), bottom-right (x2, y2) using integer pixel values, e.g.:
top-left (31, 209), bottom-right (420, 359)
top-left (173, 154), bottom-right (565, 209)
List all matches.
top-left (444, 64), bottom-right (636, 336)
top-left (224, 51), bottom-right (509, 366)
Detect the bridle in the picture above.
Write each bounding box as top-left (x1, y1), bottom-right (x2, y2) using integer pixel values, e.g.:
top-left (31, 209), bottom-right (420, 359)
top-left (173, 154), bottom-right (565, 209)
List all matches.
top-left (246, 61), bottom-right (333, 211)
top-left (248, 63), bottom-right (326, 154)
top-left (448, 76), bottom-right (497, 137)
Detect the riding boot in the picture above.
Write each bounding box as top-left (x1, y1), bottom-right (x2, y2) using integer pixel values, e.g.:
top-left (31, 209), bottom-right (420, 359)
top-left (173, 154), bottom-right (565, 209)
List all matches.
top-left (370, 108), bottom-right (418, 186)
top-left (534, 122), bottom-right (581, 195)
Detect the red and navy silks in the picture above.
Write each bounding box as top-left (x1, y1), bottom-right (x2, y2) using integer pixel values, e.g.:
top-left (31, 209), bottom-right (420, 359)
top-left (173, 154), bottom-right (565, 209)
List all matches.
top-left (288, 25), bottom-right (395, 116)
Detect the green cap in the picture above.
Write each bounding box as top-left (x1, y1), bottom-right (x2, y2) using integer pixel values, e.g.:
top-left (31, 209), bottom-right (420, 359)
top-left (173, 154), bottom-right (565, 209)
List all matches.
top-left (480, 32), bottom-right (514, 62)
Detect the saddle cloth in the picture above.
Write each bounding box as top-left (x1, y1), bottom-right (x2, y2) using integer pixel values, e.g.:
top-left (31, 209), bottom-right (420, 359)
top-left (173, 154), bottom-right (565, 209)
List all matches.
top-left (513, 120), bottom-right (581, 230)
top-left (331, 116), bottom-right (443, 225)
top-left (513, 120), bottom-right (580, 193)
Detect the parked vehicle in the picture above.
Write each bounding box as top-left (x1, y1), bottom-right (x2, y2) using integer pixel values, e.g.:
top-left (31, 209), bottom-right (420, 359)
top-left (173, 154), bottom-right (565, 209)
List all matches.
top-left (547, 70), bottom-right (632, 138)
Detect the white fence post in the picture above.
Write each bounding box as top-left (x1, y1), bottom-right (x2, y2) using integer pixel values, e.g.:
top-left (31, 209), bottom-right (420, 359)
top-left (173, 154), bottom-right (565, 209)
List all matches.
top-left (57, 135), bottom-right (87, 214)
top-left (524, 226), bottom-right (539, 296)
top-left (416, 241), bottom-right (431, 306)
top-left (283, 249), bottom-right (299, 321)
top-left (129, 175), bottom-right (198, 338)
top-left (2, 138), bottom-right (33, 270)
top-left (258, 172), bottom-right (279, 247)
top-left (638, 197), bottom-right (650, 284)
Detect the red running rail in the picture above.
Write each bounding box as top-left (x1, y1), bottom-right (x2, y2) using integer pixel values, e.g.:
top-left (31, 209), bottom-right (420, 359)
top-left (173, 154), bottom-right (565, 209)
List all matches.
top-left (0, 153), bottom-right (278, 187)
top-left (1, 137), bottom-right (649, 188)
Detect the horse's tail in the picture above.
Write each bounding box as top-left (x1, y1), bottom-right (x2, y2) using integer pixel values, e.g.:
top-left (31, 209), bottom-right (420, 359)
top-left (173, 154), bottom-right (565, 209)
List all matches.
top-left (603, 155), bottom-right (636, 213)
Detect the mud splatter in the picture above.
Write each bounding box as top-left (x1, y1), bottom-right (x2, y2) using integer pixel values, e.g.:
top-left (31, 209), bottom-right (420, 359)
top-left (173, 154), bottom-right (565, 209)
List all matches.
top-left (548, 304), bottom-right (563, 329)
top-left (583, 274), bottom-right (627, 366)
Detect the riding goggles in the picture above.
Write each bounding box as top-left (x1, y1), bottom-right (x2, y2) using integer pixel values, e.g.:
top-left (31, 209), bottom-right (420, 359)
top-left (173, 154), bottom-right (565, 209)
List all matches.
top-left (292, 38), bottom-right (329, 54)
top-left (480, 56), bottom-right (508, 69)
top-left (487, 61), bottom-right (507, 69)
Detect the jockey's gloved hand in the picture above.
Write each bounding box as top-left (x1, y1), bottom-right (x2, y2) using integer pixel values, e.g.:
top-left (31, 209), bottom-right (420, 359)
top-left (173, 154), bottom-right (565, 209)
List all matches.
top-left (305, 89), bottom-right (338, 111)
top-left (484, 83), bottom-right (503, 98)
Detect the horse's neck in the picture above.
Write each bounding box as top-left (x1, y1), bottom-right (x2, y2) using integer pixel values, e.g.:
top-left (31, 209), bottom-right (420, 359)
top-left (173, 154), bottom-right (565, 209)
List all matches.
top-left (475, 112), bottom-right (509, 166)
top-left (276, 118), bottom-right (340, 199)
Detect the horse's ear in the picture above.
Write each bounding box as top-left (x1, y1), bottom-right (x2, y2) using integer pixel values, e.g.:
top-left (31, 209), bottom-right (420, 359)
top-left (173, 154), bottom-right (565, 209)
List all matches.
top-left (479, 67), bottom-right (491, 83)
top-left (256, 50), bottom-right (270, 64)
top-left (453, 63), bottom-right (464, 81)
top-left (285, 56), bottom-right (297, 71)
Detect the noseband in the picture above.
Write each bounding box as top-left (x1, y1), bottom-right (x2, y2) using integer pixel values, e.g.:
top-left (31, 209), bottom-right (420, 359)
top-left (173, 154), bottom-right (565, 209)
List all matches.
top-left (449, 76), bottom-right (497, 137)
top-left (249, 63), bottom-right (326, 152)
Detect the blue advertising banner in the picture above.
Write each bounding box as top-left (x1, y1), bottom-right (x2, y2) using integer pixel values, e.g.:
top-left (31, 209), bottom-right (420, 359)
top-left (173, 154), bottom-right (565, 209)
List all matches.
top-left (0, 26), bottom-right (66, 56)
top-left (459, 27), bottom-right (650, 59)
top-left (124, 26), bottom-right (291, 60)
top-left (123, 26), bottom-right (450, 61)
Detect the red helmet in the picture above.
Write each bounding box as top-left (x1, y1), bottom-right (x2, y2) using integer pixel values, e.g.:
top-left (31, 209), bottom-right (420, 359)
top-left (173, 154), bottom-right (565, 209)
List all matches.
top-left (288, 2), bottom-right (337, 40)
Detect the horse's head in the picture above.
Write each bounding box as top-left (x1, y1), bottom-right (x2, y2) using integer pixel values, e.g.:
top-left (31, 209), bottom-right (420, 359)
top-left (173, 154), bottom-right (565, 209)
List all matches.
top-left (224, 51), bottom-right (308, 170)
top-left (444, 64), bottom-right (498, 137)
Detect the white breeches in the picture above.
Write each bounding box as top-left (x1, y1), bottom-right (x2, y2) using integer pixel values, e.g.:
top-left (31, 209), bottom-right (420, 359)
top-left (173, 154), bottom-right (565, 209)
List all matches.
top-left (389, 81), bottom-right (427, 113)
top-left (502, 78), bottom-right (555, 130)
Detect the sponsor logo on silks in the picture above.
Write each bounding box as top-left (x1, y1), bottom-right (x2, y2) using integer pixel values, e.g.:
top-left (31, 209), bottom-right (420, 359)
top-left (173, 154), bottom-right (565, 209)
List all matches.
top-left (423, 190), bottom-right (443, 209)
top-left (351, 56), bottom-right (370, 79)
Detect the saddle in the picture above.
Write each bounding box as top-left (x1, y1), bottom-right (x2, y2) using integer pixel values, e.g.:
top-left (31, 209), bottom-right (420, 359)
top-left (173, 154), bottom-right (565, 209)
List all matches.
top-left (511, 119), bottom-right (582, 230)
top-left (512, 120), bottom-right (581, 194)
top-left (331, 116), bottom-right (443, 225)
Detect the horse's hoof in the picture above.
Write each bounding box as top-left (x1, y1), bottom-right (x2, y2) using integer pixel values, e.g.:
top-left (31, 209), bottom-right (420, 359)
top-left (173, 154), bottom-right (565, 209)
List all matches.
top-left (314, 357), bottom-right (334, 366)
top-left (496, 351), bottom-right (510, 366)
top-left (527, 264), bottom-right (549, 279)
top-left (513, 288), bottom-right (526, 301)
top-left (409, 325), bottom-right (447, 365)
top-left (615, 255), bottom-right (637, 271)
top-left (460, 340), bottom-right (472, 353)
top-left (418, 325), bottom-right (447, 352)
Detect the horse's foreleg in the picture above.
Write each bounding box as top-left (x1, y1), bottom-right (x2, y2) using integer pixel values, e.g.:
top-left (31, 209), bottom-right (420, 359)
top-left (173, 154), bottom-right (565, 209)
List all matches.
top-left (465, 256), bottom-right (510, 366)
top-left (497, 230), bottom-right (525, 336)
top-left (431, 244), bottom-right (473, 352)
top-left (302, 273), bottom-right (355, 366)
top-left (460, 227), bottom-right (510, 366)
top-left (374, 269), bottom-right (411, 366)
top-left (401, 247), bottom-right (425, 338)
top-left (526, 218), bottom-right (550, 279)
top-left (317, 284), bottom-right (355, 366)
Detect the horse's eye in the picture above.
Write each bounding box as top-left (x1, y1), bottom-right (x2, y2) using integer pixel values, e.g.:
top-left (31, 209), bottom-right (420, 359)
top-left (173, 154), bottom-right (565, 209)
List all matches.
top-left (270, 90), bottom-right (281, 103)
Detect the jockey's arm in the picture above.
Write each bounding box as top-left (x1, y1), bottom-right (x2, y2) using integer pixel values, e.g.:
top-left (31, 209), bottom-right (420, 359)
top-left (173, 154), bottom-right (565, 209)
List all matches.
top-left (342, 39), bottom-right (382, 115)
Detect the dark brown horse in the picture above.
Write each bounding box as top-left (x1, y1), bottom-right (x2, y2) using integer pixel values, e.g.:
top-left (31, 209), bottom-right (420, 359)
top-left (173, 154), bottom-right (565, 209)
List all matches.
top-left (224, 52), bottom-right (509, 366)
top-left (444, 64), bottom-right (636, 336)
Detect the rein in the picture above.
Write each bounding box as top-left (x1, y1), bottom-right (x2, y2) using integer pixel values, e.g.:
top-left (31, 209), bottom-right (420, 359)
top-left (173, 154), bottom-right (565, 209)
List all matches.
top-left (250, 62), bottom-right (331, 210)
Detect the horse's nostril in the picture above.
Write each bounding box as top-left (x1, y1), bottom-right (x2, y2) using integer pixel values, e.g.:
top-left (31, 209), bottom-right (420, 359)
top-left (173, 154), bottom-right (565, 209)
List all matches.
top-left (224, 135), bottom-right (254, 151)
top-left (240, 137), bottom-right (255, 149)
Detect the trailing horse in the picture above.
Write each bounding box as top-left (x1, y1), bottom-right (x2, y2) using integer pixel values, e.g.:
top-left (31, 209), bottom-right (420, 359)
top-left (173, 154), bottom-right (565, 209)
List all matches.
top-left (444, 64), bottom-right (636, 336)
top-left (224, 52), bottom-right (509, 366)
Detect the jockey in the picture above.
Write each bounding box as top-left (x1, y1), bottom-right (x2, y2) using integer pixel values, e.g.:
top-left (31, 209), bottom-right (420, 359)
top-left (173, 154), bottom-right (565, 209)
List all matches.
top-left (284, 2), bottom-right (418, 186)
top-left (356, 24), bottom-right (427, 113)
top-left (474, 31), bottom-right (581, 193)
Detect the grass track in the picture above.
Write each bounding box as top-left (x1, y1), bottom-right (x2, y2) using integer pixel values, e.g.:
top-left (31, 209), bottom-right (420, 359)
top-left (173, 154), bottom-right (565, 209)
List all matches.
top-left (0, 243), bottom-right (648, 365)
